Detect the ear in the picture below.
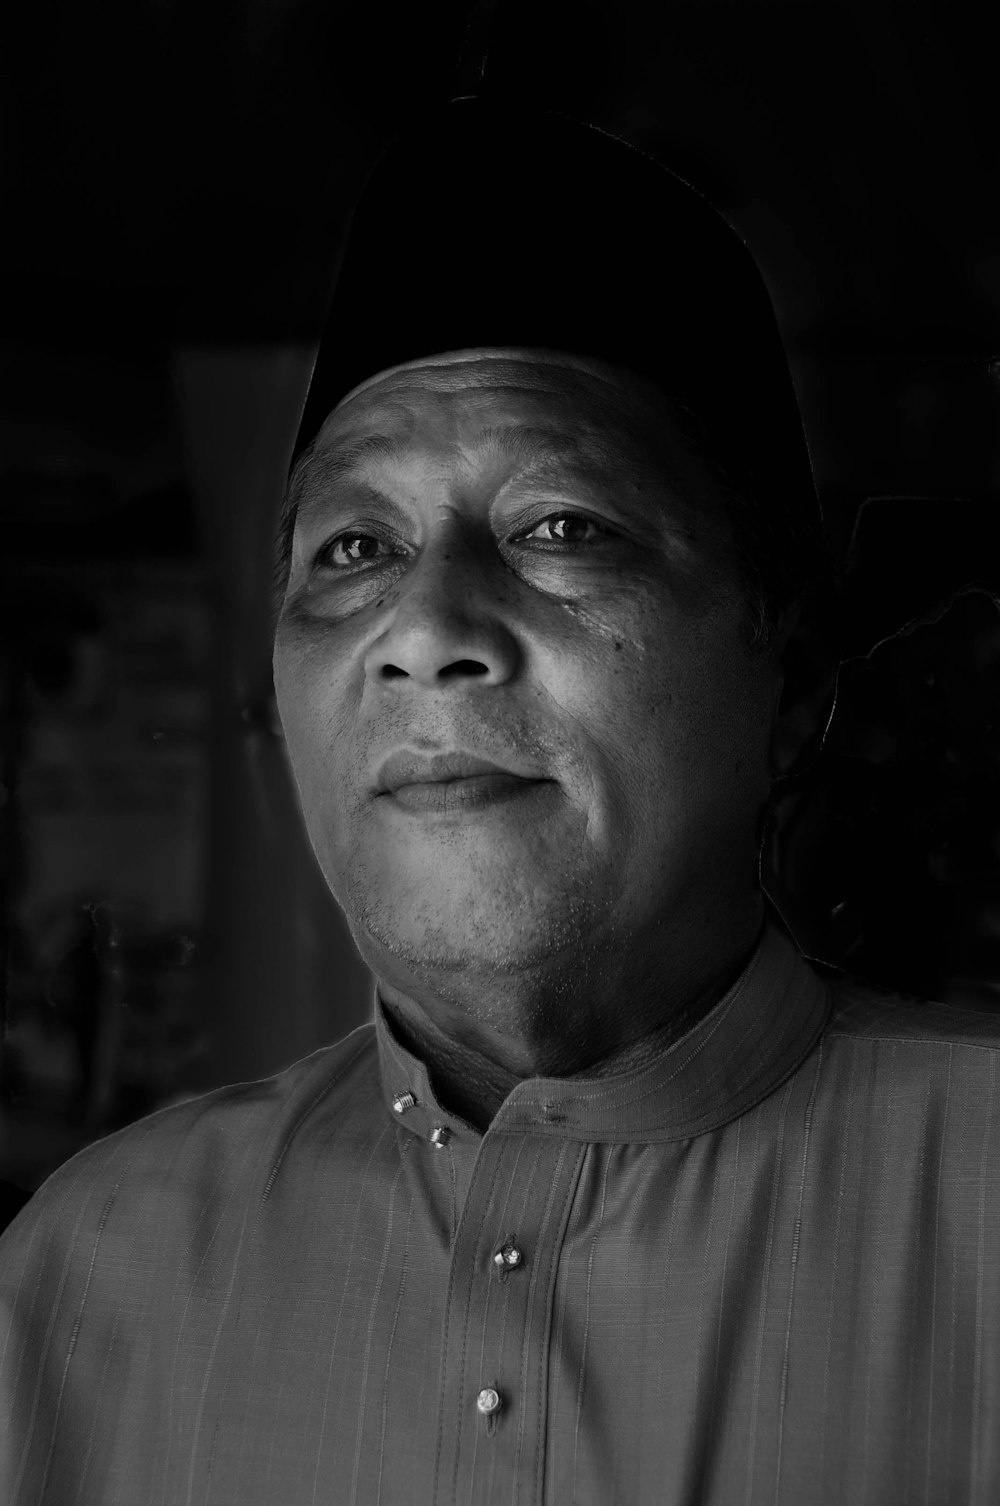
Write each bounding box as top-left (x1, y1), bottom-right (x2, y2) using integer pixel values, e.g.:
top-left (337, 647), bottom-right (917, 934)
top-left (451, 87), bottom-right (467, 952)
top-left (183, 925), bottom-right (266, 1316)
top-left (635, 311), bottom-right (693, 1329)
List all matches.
top-left (768, 593), bottom-right (842, 780)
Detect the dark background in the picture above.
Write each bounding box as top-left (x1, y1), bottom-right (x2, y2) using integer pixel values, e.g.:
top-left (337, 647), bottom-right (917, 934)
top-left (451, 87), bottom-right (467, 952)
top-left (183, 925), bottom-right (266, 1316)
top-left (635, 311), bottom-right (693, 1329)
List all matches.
top-left (2, 2), bottom-right (998, 1204)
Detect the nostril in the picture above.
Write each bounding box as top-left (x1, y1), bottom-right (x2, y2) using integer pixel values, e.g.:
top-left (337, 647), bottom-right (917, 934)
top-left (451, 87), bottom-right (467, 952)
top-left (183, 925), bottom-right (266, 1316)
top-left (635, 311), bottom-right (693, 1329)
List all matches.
top-left (440, 660), bottom-right (489, 679)
top-left (378, 659), bottom-right (489, 681)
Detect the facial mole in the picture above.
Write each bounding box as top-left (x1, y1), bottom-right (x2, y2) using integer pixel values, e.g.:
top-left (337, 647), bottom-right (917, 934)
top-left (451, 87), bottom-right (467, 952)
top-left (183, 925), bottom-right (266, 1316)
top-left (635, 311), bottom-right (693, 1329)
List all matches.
top-left (558, 598), bottom-right (646, 655)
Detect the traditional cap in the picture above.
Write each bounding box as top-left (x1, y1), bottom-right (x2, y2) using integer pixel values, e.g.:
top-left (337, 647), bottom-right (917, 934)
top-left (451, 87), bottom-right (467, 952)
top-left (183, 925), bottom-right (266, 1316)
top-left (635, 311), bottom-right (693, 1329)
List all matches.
top-left (294, 97), bottom-right (817, 532)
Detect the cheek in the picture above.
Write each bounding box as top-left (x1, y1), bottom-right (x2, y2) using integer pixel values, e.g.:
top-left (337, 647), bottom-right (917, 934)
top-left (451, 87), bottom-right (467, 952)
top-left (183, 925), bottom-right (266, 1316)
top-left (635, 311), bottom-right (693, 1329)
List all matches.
top-left (653, 639), bottom-right (776, 823)
top-left (273, 638), bottom-right (356, 813)
top-left (539, 592), bottom-right (774, 818)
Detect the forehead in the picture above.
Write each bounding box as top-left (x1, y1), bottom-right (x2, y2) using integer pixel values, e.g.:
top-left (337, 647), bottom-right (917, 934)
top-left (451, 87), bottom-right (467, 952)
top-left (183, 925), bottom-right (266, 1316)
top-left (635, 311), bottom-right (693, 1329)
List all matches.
top-left (311, 349), bottom-right (670, 463)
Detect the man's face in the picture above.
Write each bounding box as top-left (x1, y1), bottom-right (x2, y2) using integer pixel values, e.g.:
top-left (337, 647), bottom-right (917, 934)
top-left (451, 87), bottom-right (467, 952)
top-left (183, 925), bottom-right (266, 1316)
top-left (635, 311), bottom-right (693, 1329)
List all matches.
top-left (273, 349), bottom-right (785, 993)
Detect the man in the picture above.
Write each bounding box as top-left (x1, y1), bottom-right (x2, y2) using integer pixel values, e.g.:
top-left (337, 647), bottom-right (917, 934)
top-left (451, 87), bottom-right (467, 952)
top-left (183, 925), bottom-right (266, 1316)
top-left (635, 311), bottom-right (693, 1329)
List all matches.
top-left (2, 99), bottom-right (998, 1505)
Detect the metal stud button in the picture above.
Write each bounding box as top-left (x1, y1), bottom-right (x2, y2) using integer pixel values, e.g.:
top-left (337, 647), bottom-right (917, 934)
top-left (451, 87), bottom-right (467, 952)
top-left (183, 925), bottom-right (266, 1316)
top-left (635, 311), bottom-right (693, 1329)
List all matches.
top-left (493, 1245), bottom-right (522, 1270)
top-left (392, 1091), bottom-right (416, 1114)
top-left (477, 1387), bottom-right (501, 1415)
top-left (430, 1125), bottom-right (451, 1148)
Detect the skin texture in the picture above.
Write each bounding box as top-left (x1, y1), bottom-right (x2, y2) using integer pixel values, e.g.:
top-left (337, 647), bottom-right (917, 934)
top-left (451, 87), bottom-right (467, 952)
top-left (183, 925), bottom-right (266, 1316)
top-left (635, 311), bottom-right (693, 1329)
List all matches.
top-left (273, 347), bottom-right (800, 1130)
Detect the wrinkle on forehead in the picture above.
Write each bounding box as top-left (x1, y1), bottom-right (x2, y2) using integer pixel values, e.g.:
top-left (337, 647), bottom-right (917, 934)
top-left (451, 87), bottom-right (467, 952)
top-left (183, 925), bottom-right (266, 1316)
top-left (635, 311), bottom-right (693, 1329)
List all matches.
top-left (327, 348), bottom-right (671, 436)
top-left (313, 350), bottom-right (689, 496)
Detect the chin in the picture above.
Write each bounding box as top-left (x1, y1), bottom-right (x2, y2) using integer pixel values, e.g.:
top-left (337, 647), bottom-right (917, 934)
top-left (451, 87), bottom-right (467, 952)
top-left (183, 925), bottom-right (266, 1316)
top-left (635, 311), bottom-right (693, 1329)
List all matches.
top-left (341, 868), bottom-right (608, 981)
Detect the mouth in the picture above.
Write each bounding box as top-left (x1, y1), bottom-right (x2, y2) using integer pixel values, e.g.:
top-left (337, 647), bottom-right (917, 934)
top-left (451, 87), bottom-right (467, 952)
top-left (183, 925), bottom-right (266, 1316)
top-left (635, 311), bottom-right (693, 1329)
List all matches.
top-left (381, 772), bottom-right (553, 815)
top-left (370, 749), bottom-right (554, 819)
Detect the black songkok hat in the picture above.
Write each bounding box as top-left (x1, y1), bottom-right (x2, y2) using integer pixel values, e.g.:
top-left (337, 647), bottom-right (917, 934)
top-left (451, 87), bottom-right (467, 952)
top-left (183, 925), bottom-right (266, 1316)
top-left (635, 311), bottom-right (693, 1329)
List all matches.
top-left (295, 97), bottom-right (817, 531)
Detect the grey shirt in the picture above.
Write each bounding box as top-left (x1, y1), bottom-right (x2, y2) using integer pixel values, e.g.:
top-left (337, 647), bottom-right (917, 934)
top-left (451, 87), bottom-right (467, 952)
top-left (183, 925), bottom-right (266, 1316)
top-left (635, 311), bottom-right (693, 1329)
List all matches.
top-left (2, 923), bottom-right (998, 1503)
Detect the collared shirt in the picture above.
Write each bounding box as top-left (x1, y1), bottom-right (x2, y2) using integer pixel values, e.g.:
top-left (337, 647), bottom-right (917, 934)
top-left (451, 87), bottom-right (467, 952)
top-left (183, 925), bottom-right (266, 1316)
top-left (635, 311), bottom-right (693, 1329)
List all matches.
top-left (2, 922), bottom-right (999, 1504)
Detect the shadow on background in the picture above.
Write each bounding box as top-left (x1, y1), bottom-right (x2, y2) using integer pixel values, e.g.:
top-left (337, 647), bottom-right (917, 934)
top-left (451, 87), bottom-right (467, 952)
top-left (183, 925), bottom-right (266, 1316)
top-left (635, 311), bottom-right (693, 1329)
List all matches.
top-left (0, 350), bottom-right (376, 1200)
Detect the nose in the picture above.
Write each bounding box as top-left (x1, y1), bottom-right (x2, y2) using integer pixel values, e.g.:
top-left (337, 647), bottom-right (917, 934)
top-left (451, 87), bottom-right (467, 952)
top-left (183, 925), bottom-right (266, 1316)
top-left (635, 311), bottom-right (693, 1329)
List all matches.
top-left (363, 527), bottom-right (521, 689)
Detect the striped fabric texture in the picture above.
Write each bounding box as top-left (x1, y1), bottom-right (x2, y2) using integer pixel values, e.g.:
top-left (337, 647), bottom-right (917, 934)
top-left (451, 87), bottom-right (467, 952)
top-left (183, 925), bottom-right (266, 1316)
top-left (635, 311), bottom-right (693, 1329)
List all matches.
top-left (2, 923), bottom-right (999, 1504)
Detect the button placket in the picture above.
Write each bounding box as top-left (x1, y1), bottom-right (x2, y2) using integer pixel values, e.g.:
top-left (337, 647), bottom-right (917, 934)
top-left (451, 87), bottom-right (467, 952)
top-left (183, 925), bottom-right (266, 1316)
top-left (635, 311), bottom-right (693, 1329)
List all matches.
top-left (432, 1136), bottom-right (587, 1499)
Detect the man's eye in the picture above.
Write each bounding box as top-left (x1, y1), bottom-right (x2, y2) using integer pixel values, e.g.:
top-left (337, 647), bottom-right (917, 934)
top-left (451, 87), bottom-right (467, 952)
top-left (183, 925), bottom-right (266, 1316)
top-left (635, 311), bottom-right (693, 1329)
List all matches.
top-left (317, 533), bottom-right (393, 569)
top-left (314, 513), bottom-right (611, 570)
top-left (519, 512), bottom-right (613, 545)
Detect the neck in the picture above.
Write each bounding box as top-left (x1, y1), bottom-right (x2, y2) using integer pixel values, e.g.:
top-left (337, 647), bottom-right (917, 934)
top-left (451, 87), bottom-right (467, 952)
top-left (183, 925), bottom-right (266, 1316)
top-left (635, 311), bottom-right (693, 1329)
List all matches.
top-left (377, 899), bottom-right (765, 1132)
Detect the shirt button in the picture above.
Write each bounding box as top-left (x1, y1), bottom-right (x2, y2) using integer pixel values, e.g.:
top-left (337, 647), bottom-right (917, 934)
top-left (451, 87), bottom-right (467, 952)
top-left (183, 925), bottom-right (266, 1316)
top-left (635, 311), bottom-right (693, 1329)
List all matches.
top-left (493, 1246), bottom-right (522, 1271)
top-left (430, 1125), bottom-right (451, 1148)
top-left (477, 1387), bottom-right (502, 1416)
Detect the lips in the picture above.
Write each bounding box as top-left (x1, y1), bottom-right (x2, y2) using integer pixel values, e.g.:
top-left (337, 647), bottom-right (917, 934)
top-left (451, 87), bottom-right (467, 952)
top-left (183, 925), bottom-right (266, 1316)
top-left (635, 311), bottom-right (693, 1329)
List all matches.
top-left (374, 749), bottom-right (544, 795)
top-left (370, 749), bottom-right (551, 813)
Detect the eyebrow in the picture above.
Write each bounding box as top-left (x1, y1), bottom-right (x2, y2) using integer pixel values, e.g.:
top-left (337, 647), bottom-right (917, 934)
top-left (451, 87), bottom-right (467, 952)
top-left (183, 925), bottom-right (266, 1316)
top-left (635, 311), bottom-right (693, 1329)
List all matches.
top-left (294, 432), bottom-right (411, 502)
top-left (295, 423), bottom-right (621, 513)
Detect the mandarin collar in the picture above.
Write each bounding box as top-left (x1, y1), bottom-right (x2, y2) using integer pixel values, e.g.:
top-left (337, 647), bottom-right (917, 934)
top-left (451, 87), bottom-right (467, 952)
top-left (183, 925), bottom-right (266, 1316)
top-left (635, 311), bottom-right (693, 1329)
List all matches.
top-left (374, 923), bottom-right (831, 1145)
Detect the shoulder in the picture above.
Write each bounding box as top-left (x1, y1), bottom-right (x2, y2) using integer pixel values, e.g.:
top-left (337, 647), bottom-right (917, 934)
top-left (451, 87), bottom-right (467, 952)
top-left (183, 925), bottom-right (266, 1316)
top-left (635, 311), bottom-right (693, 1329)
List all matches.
top-left (817, 962), bottom-right (1000, 1054)
top-left (805, 966), bottom-right (1000, 1170)
top-left (0, 1022), bottom-right (379, 1261)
